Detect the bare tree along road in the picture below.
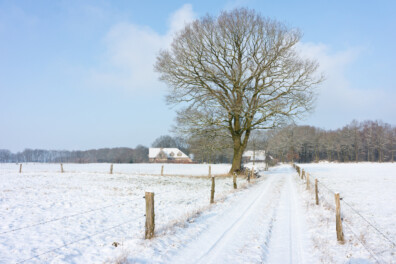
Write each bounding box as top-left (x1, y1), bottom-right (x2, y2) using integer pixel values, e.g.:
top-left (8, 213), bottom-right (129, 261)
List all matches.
top-left (169, 165), bottom-right (314, 263)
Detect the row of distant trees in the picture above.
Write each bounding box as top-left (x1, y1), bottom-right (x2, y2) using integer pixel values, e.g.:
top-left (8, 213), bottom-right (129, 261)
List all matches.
top-left (0, 135), bottom-right (233, 164)
top-left (266, 120), bottom-right (395, 163)
top-left (0, 146), bottom-right (149, 163)
top-left (1, 120), bottom-right (394, 164)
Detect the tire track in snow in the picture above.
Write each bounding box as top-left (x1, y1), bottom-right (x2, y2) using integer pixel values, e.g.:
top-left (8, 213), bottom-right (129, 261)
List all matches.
top-left (266, 168), bottom-right (312, 264)
top-left (217, 176), bottom-right (286, 263)
top-left (260, 197), bottom-right (279, 263)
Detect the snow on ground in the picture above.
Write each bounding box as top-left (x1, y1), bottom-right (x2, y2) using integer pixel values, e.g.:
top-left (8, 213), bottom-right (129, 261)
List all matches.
top-left (0, 163), bottom-right (231, 176)
top-left (0, 164), bottom-right (237, 263)
top-left (296, 162), bottom-right (396, 263)
top-left (1, 162), bottom-right (395, 263)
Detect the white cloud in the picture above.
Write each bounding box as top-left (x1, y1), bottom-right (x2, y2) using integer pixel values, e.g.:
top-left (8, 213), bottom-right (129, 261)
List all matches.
top-left (297, 42), bottom-right (361, 107)
top-left (87, 4), bottom-right (196, 95)
top-left (168, 4), bottom-right (195, 35)
top-left (297, 42), bottom-right (396, 127)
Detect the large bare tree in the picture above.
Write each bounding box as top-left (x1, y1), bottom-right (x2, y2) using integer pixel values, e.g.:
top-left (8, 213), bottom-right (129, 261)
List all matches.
top-left (155, 8), bottom-right (323, 173)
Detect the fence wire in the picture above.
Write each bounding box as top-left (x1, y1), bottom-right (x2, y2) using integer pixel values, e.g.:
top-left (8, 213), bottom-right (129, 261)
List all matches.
top-left (340, 198), bottom-right (396, 247)
top-left (17, 215), bottom-right (145, 263)
top-left (4, 163), bottom-right (227, 177)
top-left (0, 196), bottom-right (144, 235)
top-left (342, 220), bottom-right (382, 264)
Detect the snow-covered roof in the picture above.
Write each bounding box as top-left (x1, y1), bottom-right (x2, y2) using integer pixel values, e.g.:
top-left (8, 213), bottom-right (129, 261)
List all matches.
top-left (149, 148), bottom-right (189, 159)
top-left (242, 150), bottom-right (266, 161)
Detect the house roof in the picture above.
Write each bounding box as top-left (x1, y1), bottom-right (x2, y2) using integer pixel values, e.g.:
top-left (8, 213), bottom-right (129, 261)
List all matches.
top-left (148, 148), bottom-right (189, 159)
top-left (242, 150), bottom-right (266, 160)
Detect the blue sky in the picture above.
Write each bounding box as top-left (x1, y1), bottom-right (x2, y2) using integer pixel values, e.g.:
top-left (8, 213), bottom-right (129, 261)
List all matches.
top-left (1, 0), bottom-right (395, 152)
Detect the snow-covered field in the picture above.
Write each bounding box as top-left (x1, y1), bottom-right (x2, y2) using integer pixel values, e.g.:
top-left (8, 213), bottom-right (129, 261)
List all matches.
top-left (0, 163), bottom-right (239, 263)
top-left (296, 162), bottom-right (396, 263)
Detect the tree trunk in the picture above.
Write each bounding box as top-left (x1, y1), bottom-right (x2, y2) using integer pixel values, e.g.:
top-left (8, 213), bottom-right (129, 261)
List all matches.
top-left (230, 144), bottom-right (244, 173)
top-left (229, 134), bottom-right (248, 174)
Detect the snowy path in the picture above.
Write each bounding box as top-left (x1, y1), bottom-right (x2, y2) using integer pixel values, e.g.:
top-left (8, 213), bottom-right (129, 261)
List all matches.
top-left (167, 165), bottom-right (313, 264)
top-left (266, 169), bottom-right (313, 263)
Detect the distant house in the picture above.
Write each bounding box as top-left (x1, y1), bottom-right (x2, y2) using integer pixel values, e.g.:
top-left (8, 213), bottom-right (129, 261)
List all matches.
top-left (148, 148), bottom-right (193, 163)
top-left (242, 150), bottom-right (266, 163)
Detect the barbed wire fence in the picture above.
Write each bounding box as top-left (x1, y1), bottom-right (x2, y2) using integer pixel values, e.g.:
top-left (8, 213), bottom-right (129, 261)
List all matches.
top-left (1, 169), bottom-right (250, 264)
top-left (1, 163), bottom-right (235, 177)
top-left (293, 164), bottom-right (396, 263)
top-left (0, 196), bottom-right (144, 235)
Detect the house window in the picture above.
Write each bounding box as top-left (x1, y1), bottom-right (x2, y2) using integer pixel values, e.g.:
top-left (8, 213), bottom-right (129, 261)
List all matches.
top-left (157, 151), bottom-right (167, 159)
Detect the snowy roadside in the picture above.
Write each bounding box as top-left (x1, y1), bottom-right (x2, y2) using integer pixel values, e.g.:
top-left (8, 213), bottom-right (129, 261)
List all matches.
top-left (294, 163), bottom-right (396, 263)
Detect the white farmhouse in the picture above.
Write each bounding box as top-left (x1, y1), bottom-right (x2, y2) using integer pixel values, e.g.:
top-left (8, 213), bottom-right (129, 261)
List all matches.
top-left (148, 148), bottom-right (193, 163)
top-left (242, 150), bottom-right (266, 162)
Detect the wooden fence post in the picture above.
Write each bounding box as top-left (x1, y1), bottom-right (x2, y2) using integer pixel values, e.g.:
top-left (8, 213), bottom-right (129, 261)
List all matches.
top-left (110, 164), bottom-right (113, 174)
top-left (209, 165), bottom-right (211, 177)
top-left (19, 164), bottom-right (22, 173)
top-left (210, 176), bottom-right (215, 204)
top-left (306, 173), bottom-right (310, 190)
top-left (252, 166), bottom-right (255, 178)
top-left (60, 164), bottom-right (64, 173)
top-left (247, 170), bottom-right (251, 183)
top-left (301, 169), bottom-right (305, 180)
top-left (233, 172), bottom-right (237, 189)
top-left (145, 192), bottom-right (155, 239)
top-left (315, 179), bottom-right (319, 205)
top-left (335, 193), bottom-right (344, 243)
top-left (161, 165), bottom-right (164, 176)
